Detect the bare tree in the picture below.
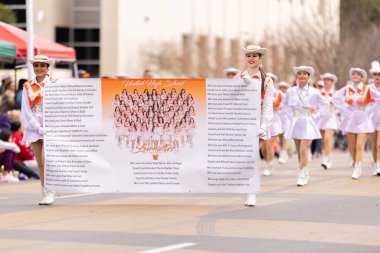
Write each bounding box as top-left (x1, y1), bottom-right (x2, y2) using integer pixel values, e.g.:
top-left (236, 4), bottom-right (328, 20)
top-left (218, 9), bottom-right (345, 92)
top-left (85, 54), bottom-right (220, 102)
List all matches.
top-left (140, 41), bottom-right (185, 77)
top-left (267, 2), bottom-right (380, 87)
top-left (0, 3), bottom-right (17, 23)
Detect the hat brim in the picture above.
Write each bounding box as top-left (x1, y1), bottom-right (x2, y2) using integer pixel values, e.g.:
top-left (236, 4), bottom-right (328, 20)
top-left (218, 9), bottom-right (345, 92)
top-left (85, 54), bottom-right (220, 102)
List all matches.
top-left (29, 59), bottom-right (55, 65)
top-left (350, 68), bottom-right (367, 82)
top-left (293, 66), bottom-right (314, 76)
top-left (223, 69), bottom-right (239, 76)
top-left (277, 82), bottom-right (289, 88)
top-left (370, 69), bottom-right (380, 74)
top-left (320, 74), bottom-right (337, 83)
top-left (241, 47), bottom-right (267, 56)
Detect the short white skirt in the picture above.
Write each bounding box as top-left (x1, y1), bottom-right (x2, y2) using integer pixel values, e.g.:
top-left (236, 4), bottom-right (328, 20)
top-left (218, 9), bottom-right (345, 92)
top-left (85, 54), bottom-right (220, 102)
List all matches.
top-left (279, 113), bottom-right (290, 135)
top-left (116, 126), bottom-right (124, 136)
top-left (268, 113), bottom-right (283, 137)
top-left (370, 110), bottom-right (380, 131)
top-left (317, 110), bottom-right (339, 131)
top-left (285, 116), bottom-right (321, 140)
top-left (340, 110), bottom-right (374, 134)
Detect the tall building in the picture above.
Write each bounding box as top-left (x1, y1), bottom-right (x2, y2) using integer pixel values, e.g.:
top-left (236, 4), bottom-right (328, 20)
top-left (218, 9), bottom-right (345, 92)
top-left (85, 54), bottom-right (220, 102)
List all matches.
top-left (1, 0), bottom-right (340, 80)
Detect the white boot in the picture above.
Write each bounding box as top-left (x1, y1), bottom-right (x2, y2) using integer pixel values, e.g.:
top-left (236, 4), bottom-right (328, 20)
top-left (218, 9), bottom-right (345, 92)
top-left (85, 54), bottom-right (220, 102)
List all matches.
top-left (321, 155), bottom-right (328, 170)
top-left (244, 193), bottom-right (257, 207)
top-left (38, 187), bottom-right (46, 205)
top-left (39, 187), bottom-right (54, 206)
top-left (352, 162), bottom-right (362, 180)
top-left (376, 162), bottom-right (380, 176)
top-left (326, 154), bottom-right (333, 169)
top-left (304, 167), bottom-right (310, 185)
top-left (263, 161), bottom-right (273, 176)
top-left (278, 151), bottom-right (288, 164)
top-left (372, 161), bottom-right (377, 176)
top-left (297, 168), bottom-right (307, 186)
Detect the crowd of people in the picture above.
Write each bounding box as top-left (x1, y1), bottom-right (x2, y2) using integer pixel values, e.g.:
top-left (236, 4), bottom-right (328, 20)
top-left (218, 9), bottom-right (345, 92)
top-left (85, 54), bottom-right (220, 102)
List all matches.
top-left (2, 48), bottom-right (380, 208)
top-left (0, 74), bottom-right (39, 183)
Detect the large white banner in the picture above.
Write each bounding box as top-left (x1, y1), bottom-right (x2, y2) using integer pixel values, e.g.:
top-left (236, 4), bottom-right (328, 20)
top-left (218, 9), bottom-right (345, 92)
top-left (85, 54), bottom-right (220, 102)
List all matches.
top-left (43, 78), bottom-right (261, 193)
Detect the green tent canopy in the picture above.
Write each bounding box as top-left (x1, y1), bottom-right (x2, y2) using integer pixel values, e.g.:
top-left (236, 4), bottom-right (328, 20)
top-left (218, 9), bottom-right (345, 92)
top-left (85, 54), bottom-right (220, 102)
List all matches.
top-left (0, 39), bottom-right (16, 58)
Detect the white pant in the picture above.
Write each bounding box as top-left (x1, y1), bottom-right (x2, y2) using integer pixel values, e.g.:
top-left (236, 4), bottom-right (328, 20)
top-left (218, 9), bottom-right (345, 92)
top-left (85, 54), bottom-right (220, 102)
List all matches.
top-left (23, 160), bottom-right (38, 174)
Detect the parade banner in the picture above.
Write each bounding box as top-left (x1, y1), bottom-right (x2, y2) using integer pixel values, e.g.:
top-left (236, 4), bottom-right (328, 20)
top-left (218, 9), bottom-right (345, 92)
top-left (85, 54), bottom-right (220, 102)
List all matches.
top-left (43, 78), bottom-right (261, 193)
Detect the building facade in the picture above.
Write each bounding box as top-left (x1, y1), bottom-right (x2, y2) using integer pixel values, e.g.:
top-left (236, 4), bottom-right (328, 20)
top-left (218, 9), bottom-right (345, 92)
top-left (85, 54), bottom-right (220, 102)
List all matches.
top-left (1, 0), bottom-right (340, 80)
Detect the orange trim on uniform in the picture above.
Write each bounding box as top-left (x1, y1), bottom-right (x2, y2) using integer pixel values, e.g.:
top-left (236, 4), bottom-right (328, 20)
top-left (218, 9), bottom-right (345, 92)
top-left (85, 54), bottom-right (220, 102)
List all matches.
top-left (23, 80), bottom-right (45, 107)
top-left (321, 88), bottom-right (336, 105)
top-left (344, 84), bottom-right (373, 105)
top-left (273, 91), bottom-right (282, 108)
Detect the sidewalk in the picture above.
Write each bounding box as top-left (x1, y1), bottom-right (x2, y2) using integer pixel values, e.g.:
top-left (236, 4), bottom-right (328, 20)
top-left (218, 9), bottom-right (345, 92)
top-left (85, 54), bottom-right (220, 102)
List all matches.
top-left (0, 150), bottom-right (379, 253)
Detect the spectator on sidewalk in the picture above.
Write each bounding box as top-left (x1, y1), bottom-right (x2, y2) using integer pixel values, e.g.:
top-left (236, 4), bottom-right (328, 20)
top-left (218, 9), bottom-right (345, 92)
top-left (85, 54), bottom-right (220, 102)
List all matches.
top-left (0, 129), bottom-right (20, 183)
top-left (0, 78), bottom-right (15, 96)
top-left (16, 79), bottom-right (27, 110)
top-left (11, 121), bottom-right (39, 180)
top-left (0, 90), bottom-right (15, 130)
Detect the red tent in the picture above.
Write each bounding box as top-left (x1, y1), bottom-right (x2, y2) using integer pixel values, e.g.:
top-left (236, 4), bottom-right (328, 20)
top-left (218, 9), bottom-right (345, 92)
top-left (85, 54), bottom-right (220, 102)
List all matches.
top-left (0, 21), bottom-right (76, 61)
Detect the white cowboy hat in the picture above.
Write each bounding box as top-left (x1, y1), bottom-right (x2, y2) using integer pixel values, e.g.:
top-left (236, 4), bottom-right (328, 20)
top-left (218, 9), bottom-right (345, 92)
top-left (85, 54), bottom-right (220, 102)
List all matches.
top-left (320, 73), bottom-right (338, 83)
top-left (223, 67), bottom-right (239, 76)
top-left (293, 66), bottom-right (315, 76)
top-left (240, 45), bottom-right (267, 56)
top-left (277, 81), bottom-right (289, 88)
top-left (349, 68), bottom-right (367, 82)
top-left (29, 55), bottom-right (55, 65)
top-left (266, 72), bottom-right (278, 82)
top-left (317, 80), bottom-right (324, 86)
top-left (115, 73), bottom-right (130, 78)
top-left (369, 61), bottom-right (380, 74)
top-left (1, 72), bottom-right (12, 81)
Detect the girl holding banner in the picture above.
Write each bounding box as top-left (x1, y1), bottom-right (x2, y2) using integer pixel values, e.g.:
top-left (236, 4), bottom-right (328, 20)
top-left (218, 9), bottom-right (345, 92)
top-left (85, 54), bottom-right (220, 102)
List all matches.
top-left (21, 55), bottom-right (55, 205)
top-left (239, 45), bottom-right (274, 207)
top-left (283, 66), bottom-right (329, 186)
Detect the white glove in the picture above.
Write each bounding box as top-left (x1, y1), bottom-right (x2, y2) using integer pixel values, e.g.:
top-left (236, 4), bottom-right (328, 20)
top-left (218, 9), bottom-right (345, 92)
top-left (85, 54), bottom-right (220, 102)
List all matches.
top-left (257, 128), bottom-right (266, 138)
top-left (37, 127), bottom-right (47, 136)
top-left (243, 77), bottom-right (252, 85)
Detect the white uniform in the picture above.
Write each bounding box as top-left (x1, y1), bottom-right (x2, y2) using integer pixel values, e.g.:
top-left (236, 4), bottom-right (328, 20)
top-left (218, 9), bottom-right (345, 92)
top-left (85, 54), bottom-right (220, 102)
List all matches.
top-left (152, 127), bottom-right (163, 141)
top-left (283, 84), bottom-right (329, 139)
top-left (21, 77), bottom-right (49, 142)
top-left (317, 88), bottom-right (339, 130)
top-left (269, 89), bottom-right (285, 137)
top-left (239, 70), bottom-right (274, 140)
top-left (162, 129), bottom-right (171, 141)
top-left (116, 123), bottom-right (124, 137)
top-left (140, 129), bottom-right (150, 141)
top-left (332, 82), bottom-right (380, 133)
top-left (369, 84), bottom-right (380, 131)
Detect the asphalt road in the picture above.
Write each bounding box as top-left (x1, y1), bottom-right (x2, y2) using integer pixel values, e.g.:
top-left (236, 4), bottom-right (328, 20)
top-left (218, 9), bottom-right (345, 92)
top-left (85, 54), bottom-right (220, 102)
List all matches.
top-left (1, 150), bottom-right (380, 253)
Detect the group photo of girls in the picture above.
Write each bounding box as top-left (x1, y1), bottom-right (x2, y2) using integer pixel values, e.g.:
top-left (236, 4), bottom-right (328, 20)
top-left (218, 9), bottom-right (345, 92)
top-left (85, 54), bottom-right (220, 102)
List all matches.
top-left (112, 87), bottom-right (197, 152)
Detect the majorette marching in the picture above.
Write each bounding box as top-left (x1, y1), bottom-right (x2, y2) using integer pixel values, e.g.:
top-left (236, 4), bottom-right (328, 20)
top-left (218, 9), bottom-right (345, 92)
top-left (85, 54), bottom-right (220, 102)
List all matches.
top-left (226, 45), bottom-right (380, 197)
top-left (332, 67), bottom-right (380, 179)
